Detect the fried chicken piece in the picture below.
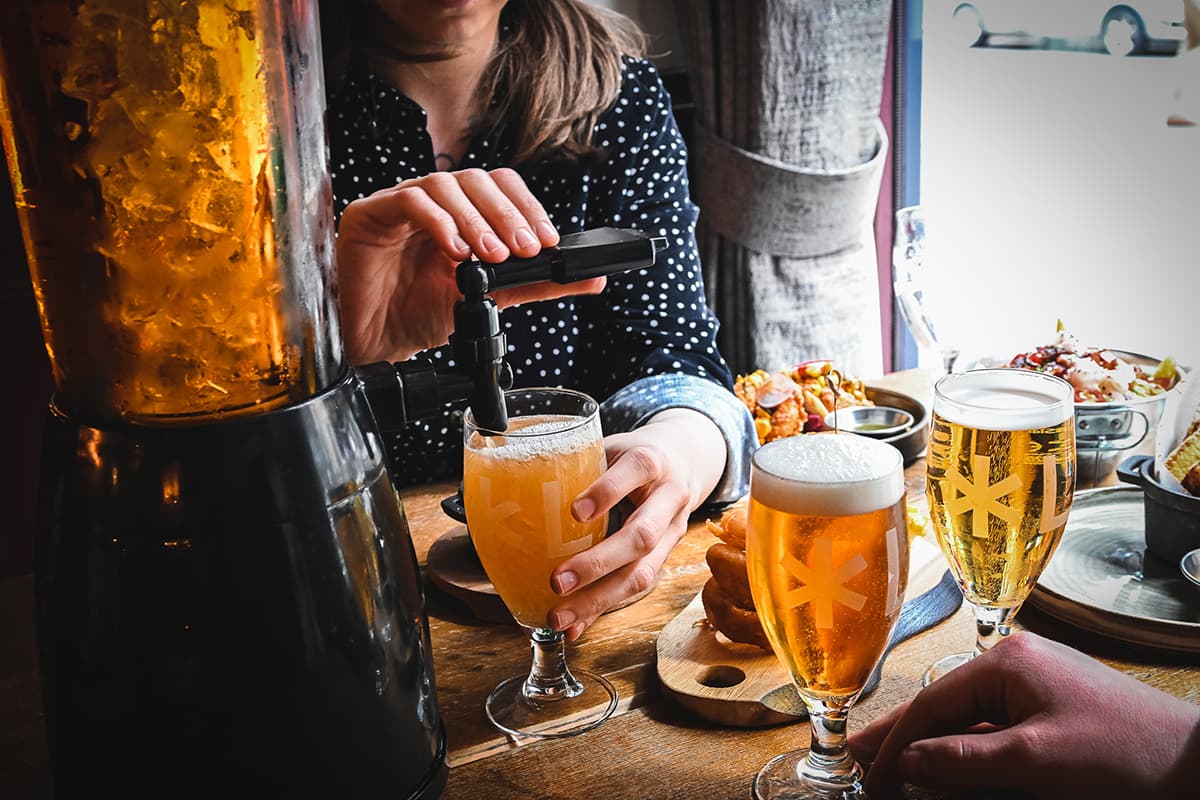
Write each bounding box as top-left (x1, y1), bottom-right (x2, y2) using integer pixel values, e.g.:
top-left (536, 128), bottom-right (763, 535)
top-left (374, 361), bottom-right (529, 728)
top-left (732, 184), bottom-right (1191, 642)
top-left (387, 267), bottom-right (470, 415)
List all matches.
top-left (700, 577), bottom-right (770, 650)
top-left (704, 501), bottom-right (747, 549)
top-left (768, 397), bottom-right (803, 440)
top-left (705, 543), bottom-right (756, 609)
top-left (700, 502), bottom-right (769, 650)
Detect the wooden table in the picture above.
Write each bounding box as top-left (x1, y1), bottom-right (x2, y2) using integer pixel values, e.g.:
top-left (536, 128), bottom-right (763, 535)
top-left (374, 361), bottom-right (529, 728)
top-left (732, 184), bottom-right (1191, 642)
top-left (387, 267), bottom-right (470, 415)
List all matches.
top-left (2, 369), bottom-right (1197, 799)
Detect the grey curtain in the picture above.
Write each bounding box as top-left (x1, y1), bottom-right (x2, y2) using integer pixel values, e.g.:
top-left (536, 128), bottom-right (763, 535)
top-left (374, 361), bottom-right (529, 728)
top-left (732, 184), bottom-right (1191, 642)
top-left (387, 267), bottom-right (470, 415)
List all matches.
top-left (673, 0), bottom-right (892, 378)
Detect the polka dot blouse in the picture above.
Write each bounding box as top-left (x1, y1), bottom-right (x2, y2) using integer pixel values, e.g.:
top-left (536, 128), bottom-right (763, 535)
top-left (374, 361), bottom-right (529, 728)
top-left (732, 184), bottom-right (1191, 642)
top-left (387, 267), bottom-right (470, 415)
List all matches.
top-left (328, 55), bottom-right (755, 502)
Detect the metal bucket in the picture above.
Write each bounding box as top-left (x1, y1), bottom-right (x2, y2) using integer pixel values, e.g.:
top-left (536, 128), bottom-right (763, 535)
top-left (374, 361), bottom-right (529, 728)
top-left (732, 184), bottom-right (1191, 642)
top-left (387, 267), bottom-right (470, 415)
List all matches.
top-left (1073, 350), bottom-right (1178, 489)
top-left (1075, 395), bottom-right (1165, 488)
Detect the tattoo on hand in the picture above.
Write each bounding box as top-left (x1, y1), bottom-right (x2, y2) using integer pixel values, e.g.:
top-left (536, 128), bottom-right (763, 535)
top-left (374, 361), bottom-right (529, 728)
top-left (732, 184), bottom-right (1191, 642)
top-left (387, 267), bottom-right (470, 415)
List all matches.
top-left (434, 152), bottom-right (457, 171)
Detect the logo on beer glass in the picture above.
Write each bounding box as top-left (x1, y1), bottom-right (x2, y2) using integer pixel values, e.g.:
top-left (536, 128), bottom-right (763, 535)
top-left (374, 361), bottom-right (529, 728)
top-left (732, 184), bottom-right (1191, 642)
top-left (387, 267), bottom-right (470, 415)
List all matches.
top-left (947, 454), bottom-right (1067, 538)
top-left (475, 477), bottom-right (593, 557)
top-left (1037, 455), bottom-right (1069, 533)
top-left (781, 527), bottom-right (902, 629)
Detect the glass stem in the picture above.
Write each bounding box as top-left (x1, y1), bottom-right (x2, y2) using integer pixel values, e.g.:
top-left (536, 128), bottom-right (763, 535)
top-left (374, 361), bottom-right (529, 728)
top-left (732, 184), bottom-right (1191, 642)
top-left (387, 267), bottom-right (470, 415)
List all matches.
top-left (523, 627), bottom-right (584, 702)
top-left (941, 347), bottom-right (961, 375)
top-left (800, 700), bottom-right (861, 786)
top-left (973, 605), bottom-right (1019, 657)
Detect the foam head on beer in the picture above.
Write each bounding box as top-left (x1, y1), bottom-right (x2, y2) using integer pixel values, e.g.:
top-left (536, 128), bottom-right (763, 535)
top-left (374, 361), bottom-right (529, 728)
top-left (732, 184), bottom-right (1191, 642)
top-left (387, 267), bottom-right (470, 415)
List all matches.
top-left (933, 368), bottom-right (1074, 431)
top-left (467, 414), bottom-right (599, 457)
top-left (751, 432), bottom-right (905, 515)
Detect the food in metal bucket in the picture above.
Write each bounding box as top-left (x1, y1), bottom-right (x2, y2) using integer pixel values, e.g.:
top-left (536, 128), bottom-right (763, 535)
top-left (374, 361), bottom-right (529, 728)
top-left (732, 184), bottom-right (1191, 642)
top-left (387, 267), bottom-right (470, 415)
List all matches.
top-left (1007, 322), bottom-right (1179, 403)
top-left (1007, 323), bottom-right (1182, 488)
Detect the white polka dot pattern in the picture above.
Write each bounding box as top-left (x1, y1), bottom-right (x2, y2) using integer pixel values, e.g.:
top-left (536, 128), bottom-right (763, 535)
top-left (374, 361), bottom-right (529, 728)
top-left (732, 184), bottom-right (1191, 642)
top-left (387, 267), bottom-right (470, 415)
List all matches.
top-left (329, 56), bottom-right (753, 498)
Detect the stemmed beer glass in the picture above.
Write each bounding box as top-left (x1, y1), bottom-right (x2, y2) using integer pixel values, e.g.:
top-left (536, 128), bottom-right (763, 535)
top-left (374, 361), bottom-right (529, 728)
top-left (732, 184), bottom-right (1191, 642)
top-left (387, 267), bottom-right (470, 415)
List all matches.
top-left (746, 433), bottom-right (910, 800)
top-left (923, 369), bottom-right (1076, 684)
top-left (893, 205), bottom-right (961, 375)
top-left (462, 387), bottom-right (618, 738)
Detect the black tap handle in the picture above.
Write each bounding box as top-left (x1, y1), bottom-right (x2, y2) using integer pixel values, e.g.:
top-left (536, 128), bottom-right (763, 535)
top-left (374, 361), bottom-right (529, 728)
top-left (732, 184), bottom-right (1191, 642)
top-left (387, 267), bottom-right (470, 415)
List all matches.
top-left (449, 273), bottom-right (511, 432)
top-left (446, 227), bottom-right (662, 433)
top-left (551, 226), bottom-right (665, 282)
top-left (357, 228), bottom-right (662, 437)
top-left (478, 227), bottom-right (665, 290)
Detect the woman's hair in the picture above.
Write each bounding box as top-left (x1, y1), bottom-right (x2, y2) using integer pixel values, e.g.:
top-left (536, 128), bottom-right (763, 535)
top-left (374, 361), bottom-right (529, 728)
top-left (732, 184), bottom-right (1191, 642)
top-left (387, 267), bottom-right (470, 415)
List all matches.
top-left (321, 0), bottom-right (648, 165)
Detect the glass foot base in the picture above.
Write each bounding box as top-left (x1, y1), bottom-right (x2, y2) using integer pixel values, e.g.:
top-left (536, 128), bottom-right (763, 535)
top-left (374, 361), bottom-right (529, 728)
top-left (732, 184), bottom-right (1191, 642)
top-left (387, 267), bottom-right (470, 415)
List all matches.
top-left (753, 749), bottom-right (865, 800)
top-left (753, 750), bottom-right (946, 800)
top-left (485, 669), bottom-right (617, 739)
top-left (922, 651), bottom-right (973, 686)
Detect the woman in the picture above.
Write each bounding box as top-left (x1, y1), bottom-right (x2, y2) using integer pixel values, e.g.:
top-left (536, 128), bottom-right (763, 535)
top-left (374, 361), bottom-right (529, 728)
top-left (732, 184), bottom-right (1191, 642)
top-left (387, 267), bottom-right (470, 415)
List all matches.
top-left (321, 0), bottom-right (756, 639)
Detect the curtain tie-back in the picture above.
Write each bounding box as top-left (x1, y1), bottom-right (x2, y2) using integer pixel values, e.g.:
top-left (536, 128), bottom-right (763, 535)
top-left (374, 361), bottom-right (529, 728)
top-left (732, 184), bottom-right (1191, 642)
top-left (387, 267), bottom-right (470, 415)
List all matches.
top-left (691, 119), bottom-right (888, 259)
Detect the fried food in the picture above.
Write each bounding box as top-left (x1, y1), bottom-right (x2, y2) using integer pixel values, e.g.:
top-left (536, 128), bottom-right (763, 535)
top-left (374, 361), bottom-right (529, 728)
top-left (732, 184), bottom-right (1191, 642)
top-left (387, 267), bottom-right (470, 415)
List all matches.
top-left (1166, 430), bottom-right (1200, 484)
top-left (700, 577), bottom-right (770, 650)
top-left (1163, 388), bottom-right (1200, 497)
top-left (700, 501), bottom-right (770, 649)
top-left (734, 360), bottom-right (873, 445)
top-left (906, 503), bottom-right (932, 539)
top-left (1183, 463), bottom-right (1200, 496)
top-left (1167, 421), bottom-right (1200, 497)
top-left (704, 543), bottom-right (755, 609)
top-left (703, 503), bottom-right (747, 549)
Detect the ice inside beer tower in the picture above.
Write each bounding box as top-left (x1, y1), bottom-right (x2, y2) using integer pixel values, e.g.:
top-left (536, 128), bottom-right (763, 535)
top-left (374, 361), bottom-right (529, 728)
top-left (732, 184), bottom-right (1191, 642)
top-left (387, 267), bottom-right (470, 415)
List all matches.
top-left (0, 0), bottom-right (338, 422)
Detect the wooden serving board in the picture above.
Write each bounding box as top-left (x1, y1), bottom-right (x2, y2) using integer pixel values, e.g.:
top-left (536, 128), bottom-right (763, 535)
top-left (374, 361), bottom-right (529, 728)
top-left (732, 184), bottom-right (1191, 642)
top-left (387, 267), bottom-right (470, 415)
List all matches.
top-left (656, 536), bottom-right (950, 728)
top-left (656, 592), bottom-right (797, 727)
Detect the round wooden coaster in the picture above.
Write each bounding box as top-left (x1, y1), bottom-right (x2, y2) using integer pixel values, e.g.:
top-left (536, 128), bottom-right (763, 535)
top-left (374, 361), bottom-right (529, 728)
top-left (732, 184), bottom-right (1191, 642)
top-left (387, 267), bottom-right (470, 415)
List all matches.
top-left (425, 526), bottom-right (657, 625)
top-left (426, 525), bottom-right (511, 623)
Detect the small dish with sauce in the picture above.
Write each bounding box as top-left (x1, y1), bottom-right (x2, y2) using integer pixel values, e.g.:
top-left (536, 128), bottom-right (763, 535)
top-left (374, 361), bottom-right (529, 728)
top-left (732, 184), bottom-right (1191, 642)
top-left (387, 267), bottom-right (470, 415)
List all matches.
top-left (824, 405), bottom-right (915, 440)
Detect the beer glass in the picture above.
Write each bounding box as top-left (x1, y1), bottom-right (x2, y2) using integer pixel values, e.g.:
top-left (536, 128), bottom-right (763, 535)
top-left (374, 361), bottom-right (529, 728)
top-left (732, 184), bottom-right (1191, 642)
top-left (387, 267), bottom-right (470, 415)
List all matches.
top-left (923, 369), bottom-right (1075, 684)
top-left (747, 433), bottom-right (909, 800)
top-left (463, 387), bottom-right (617, 737)
top-left (893, 205), bottom-right (961, 374)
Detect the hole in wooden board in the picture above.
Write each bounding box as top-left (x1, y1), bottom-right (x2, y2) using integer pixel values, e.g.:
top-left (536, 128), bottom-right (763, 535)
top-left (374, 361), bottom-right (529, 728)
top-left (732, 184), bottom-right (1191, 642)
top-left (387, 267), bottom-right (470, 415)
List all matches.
top-left (696, 665), bottom-right (746, 688)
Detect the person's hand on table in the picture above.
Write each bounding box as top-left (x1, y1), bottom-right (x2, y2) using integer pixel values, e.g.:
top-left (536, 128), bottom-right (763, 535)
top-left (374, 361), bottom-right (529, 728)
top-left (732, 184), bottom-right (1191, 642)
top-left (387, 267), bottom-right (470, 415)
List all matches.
top-left (336, 167), bottom-right (606, 365)
top-left (546, 408), bottom-right (727, 640)
top-left (849, 632), bottom-right (1200, 800)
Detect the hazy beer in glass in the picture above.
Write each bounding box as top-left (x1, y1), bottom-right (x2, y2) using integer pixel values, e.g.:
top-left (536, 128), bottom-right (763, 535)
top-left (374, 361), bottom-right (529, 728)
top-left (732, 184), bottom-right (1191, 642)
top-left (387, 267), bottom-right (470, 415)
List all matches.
top-left (463, 388), bottom-right (617, 738)
top-left (464, 414), bottom-right (608, 628)
top-left (923, 368), bottom-right (1075, 683)
top-left (747, 433), bottom-right (908, 800)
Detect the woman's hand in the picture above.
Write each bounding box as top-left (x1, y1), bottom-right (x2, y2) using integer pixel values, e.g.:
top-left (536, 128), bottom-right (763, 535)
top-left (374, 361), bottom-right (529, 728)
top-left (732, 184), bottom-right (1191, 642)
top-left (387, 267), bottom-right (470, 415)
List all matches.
top-left (546, 408), bottom-right (727, 640)
top-left (335, 167), bottom-right (606, 365)
top-left (850, 632), bottom-right (1200, 800)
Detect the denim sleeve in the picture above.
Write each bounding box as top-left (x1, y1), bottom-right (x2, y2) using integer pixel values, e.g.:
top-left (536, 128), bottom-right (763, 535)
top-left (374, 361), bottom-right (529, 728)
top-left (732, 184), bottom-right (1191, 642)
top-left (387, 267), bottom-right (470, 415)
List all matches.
top-left (600, 372), bottom-right (756, 506)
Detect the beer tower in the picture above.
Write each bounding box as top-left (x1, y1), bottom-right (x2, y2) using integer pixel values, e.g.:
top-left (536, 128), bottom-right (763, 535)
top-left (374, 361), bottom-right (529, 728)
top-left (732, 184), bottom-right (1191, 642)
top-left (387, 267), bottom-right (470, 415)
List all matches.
top-left (0, 1), bottom-right (663, 795)
top-left (0, 1), bottom-right (449, 796)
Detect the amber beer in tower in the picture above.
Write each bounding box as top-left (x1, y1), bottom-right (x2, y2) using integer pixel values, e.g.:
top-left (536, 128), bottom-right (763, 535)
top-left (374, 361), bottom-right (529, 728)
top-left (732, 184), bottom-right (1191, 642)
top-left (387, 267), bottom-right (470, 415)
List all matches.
top-left (746, 434), bottom-right (909, 701)
top-left (464, 414), bottom-right (608, 628)
top-left (925, 369), bottom-right (1075, 609)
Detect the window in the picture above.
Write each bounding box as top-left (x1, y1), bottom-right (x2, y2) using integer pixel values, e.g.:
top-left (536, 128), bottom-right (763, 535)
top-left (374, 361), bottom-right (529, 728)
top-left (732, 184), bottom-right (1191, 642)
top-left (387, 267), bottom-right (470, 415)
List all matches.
top-left (897, 0), bottom-right (1198, 371)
